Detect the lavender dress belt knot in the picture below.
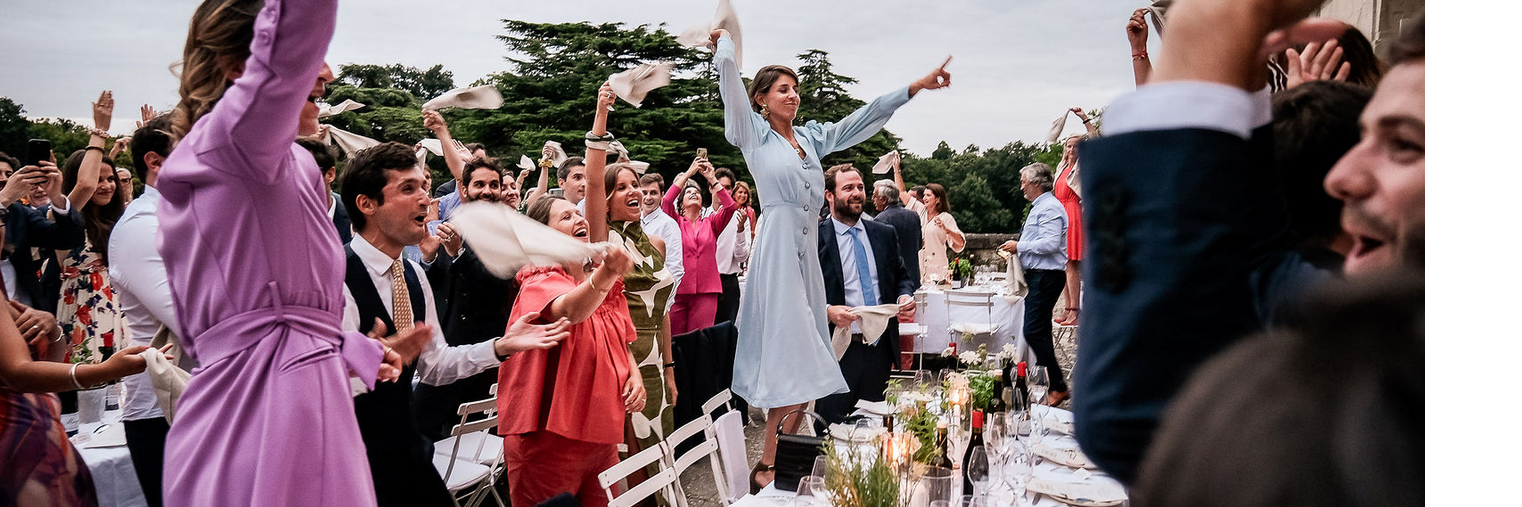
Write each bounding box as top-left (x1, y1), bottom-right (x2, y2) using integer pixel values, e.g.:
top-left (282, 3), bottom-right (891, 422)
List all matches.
top-left (190, 281), bottom-right (384, 390)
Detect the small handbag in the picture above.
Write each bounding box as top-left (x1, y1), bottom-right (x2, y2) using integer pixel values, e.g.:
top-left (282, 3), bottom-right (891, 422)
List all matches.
top-left (773, 409), bottom-right (827, 492)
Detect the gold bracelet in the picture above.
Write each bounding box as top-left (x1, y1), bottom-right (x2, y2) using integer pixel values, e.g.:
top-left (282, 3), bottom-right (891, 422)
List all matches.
top-left (588, 276), bottom-right (601, 292)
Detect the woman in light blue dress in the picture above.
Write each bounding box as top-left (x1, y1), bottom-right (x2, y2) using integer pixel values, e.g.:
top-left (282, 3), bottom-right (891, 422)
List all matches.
top-left (710, 29), bottom-right (950, 489)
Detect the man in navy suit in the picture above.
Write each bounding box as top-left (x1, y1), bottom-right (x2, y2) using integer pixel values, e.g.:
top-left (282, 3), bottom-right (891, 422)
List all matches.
top-left (815, 165), bottom-right (917, 426)
top-left (1073, 0), bottom-right (1425, 484)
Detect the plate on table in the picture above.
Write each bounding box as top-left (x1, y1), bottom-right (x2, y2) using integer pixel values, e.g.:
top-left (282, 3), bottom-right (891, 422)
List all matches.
top-left (1026, 468), bottom-right (1126, 507)
top-left (1033, 438), bottom-right (1097, 469)
top-left (1034, 405), bottom-right (1075, 435)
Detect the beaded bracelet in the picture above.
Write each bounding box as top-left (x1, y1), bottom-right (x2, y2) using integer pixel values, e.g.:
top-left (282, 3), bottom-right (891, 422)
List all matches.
top-left (1132, 51), bottom-right (1149, 61)
top-left (87, 127), bottom-right (111, 139)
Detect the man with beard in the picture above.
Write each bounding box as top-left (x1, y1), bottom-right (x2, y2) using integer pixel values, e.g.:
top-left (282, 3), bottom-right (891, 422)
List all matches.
top-left (1071, 0), bottom-right (1424, 483)
top-left (415, 155), bottom-right (526, 442)
top-left (339, 142), bottom-right (569, 506)
top-left (813, 165), bottom-right (915, 426)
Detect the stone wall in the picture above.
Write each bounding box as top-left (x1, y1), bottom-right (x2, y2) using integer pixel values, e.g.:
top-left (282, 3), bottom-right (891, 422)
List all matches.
top-left (1316, 0), bottom-right (1425, 55)
top-left (958, 233), bottom-right (1018, 270)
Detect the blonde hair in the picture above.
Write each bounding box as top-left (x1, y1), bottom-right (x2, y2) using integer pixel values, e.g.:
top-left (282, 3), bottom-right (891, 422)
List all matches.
top-left (171, 0), bottom-right (263, 140)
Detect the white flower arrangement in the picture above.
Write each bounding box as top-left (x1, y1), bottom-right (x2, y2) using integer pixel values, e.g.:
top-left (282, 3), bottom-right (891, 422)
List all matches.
top-left (957, 351), bottom-right (981, 366)
top-left (997, 344), bottom-right (1020, 362)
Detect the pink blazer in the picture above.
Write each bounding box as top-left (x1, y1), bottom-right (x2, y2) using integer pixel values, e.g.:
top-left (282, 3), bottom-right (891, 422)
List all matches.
top-left (663, 184), bottom-right (737, 295)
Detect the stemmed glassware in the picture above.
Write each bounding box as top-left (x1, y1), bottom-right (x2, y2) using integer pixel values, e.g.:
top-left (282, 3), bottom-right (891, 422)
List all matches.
top-left (966, 446), bottom-right (990, 498)
top-left (1027, 366), bottom-right (1049, 407)
top-left (794, 476), bottom-right (827, 507)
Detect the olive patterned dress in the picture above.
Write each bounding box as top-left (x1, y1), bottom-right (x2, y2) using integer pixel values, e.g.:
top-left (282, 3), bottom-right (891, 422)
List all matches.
top-left (609, 221), bottom-right (676, 450)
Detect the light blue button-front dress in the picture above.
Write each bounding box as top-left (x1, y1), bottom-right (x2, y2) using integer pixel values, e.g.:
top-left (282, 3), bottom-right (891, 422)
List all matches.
top-left (715, 35), bottom-right (914, 409)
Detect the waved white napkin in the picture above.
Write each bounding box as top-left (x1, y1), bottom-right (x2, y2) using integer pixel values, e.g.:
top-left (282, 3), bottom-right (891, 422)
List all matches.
top-left (608, 62), bottom-right (674, 108)
top-left (606, 141), bottom-right (651, 175)
top-left (317, 99), bottom-right (365, 118)
top-left (450, 201), bottom-right (609, 278)
top-left (517, 155), bottom-right (536, 172)
top-left (1045, 110), bottom-right (1070, 144)
top-left (677, 0), bottom-right (743, 66)
top-left (829, 304), bottom-right (902, 360)
top-left (142, 346), bottom-right (190, 425)
top-left (418, 138), bottom-right (445, 156)
top-left (422, 85), bottom-right (505, 111)
top-left (323, 126), bottom-right (381, 155)
top-left (872, 150), bottom-right (900, 174)
top-left (543, 141), bottom-right (568, 168)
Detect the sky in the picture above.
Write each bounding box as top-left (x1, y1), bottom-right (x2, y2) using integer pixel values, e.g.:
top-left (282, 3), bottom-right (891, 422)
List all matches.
top-left (0, 0), bottom-right (1152, 156)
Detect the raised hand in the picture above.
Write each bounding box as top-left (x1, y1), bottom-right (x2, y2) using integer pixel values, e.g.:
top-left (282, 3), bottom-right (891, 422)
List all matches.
top-left (596, 82), bottom-right (617, 112)
top-left (599, 244), bottom-right (635, 277)
top-left (451, 140), bottom-right (471, 162)
top-left (1127, 8), bottom-right (1149, 51)
top-left (495, 312), bottom-right (571, 356)
top-left (436, 222), bottom-right (463, 257)
top-left (0, 165), bottom-right (49, 206)
top-left (910, 58), bottom-right (953, 96)
top-left (1284, 39), bottom-right (1351, 89)
top-left (422, 110), bottom-right (448, 135)
top-left (1070, 107), bottom-right (1089, 120)
top-left (708, 29), bottom-right (730, 47)
top-left (136, 104), bottom-right (156, 129)
top-left (92, 90), bottom-right (114, 132)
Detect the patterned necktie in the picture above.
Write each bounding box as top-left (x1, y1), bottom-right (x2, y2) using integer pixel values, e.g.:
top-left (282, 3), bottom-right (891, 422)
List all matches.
top-left (847, 228), bottom-right (878, 306)
top-left (390, 259), bottom-right (413, 335)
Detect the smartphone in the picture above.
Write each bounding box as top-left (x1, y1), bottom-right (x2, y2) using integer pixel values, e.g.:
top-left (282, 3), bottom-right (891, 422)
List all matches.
top-left (25, 139), bottom-right (51, 167)
top-left (695, 148), bottom-right (708, 160)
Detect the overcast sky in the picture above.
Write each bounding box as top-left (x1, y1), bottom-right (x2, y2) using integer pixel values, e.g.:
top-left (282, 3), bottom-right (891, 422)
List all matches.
top-left (1, 0), bottom-right (1152, 156)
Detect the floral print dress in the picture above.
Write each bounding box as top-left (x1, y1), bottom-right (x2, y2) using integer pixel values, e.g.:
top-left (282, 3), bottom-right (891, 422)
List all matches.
top-left (57, 241), bottom-right (125, 363)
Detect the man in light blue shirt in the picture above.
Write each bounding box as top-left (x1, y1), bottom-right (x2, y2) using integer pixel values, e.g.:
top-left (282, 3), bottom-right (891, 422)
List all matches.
top-left (1000, 162), bottom-right (1069, 400)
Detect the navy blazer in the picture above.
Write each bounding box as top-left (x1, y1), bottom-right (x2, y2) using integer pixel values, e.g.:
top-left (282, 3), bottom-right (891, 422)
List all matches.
top-left (4, 202), bottom-right (85, 313)
top-left (331, 197), bottom-right (353, 245)
top-left (817, 216), bottom-right (916, 358)
top-left (872, 203), bottom-right (923, 291)
top-left (1072, 125), bottom-right (1303, 484)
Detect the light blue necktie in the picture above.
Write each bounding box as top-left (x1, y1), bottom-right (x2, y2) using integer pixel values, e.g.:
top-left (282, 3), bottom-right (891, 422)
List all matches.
top-left (847, 227), bottom-right (878, 306)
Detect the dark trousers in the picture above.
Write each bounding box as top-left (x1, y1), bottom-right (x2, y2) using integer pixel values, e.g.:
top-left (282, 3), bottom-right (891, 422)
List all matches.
top-left (1023, 269), bottom-right (1069, 393)
top-left (123, 417), bottom-right (170, 507)
top-left (716, 273), bottom-right (741, 327)
top-left (814, 336), bottom-right (895, 432)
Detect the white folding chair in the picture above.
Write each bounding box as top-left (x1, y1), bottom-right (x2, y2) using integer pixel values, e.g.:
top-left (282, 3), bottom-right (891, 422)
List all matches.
top-left (701, 389), bottom-right (733, 417)
top-left (665, 414), bottom-right (731, 507)
top-left (945, 289), bottom-right (999, 340)
top-left (433, 384), bottom-right (506, 507)
top-left (598, 441), bottom-right (681, 507)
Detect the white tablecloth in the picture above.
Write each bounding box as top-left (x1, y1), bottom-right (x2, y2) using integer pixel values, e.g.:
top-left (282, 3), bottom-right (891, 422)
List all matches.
top-left (910, 287), bottom-right (1035, 366)
top-left (76, 410), bottom-right (148, 507)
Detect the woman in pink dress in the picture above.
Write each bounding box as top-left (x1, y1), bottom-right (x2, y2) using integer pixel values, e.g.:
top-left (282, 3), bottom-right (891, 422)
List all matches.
top-left (156, 0), bottom-right (418, 505)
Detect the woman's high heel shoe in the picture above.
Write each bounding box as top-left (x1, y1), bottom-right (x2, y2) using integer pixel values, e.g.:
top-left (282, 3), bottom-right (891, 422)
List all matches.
top-left (749, 462), bottom-right (774, 494)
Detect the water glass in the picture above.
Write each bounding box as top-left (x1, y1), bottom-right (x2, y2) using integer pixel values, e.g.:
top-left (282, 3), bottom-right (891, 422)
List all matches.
top-left (913, 369), bottom-right (935, 389)
top-left (966, 446), bottom-right (990, 497)
top-left (960, 495), bottom-right (987, 507)
top-left (795, 476), bottom-right (827, 507)
top-left (1027, 366), bottom-right (1049, 405)
top-left (916, 466), bottom-right (958, 507)
top-left (812, 455), bottom-right (829, 481)
top-left (1004, 442), bottom-right (1034, 499)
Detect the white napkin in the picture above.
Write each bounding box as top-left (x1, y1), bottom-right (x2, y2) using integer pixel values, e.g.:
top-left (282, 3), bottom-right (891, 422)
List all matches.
top-left (829, 304), bottom-right (902, 360)
top-left (517, 155), bottom-right (536, 172)
top-left (422, 85), bottom-right (504, 111)
top-left (1027, 466), bottom-right (1127, 504)
top-left (323, 125), bottom-right (381, 155)
top-left (1005, 254), bottom-right (1028, 302)
top-left (449, 201), bottom-right (609, 278)
top-left (142, 346), bottom-right (190, 425)
top-left (677, 0), bottom-right (744, 66)
top-left (317, 99), bottom-right (365, 118)
top-left (608, 62), bottom-right (674, 108)
top-left (1147, 0), bottom-right (1172, 37)
top-left (854, 399), bottom-right (892, 416)
top-left (1045, 110), bottom-right (1070, 144)
top-left (872, 150), bottom-right (900, 174)
top-left (72, 422), bottom-right (128, 449)
top-left (418, 138), bottom-right (445, 156)
top-left (543, 141), bottom-right (568, 168)
top-left (606, 141), bottom-right (651, 175)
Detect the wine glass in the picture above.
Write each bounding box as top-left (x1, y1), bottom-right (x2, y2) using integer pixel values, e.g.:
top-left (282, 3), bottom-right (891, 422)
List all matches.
top-left (795, 476), bottom-right (827, 507)
top-left (960, 494), bottom-right (987, 507)
top-left (1027, 366), bottom-right (1049, 406)
top-left (983, 417), bottom-right (1008, 493)
top-left (1004, 441), bottom-right (1034, 504)
top-left (965, 446), bottom-right (990, 498)
top-left (812, 455), bottom-right (828, 481)
top-left (919, 466), bottom-right (958, 507)
top-left (913, 369), bottom-right (935, 389)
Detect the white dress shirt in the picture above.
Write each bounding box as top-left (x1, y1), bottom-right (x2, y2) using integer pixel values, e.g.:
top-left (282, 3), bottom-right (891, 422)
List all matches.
top-left (641, 208), bottom-right (685, 310)
top-left (342, 234), bottom-right (499, 395)
top-left (831, 217), bottom-right (879, 334)
top-left (107, 186), bottom-right (180, 421)
top-left (708, 205), bottom-right (750, 275)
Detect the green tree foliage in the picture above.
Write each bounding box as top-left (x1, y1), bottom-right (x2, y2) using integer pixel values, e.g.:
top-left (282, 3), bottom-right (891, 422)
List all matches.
top-left (0, 98), bottom-right (31, 159)
top-left (890, 141), bottom-right (1053, 233)
top-left (336, 64), bottom-right (456, 101)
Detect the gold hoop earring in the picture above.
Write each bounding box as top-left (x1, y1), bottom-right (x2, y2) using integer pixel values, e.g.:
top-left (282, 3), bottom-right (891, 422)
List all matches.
top-left (760, 104), bottom-right (770, 118)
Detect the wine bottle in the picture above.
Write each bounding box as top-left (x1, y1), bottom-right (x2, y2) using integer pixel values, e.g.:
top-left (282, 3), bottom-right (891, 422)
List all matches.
top-left (962, 411), bottom-right (985, 496)
top-left (988, 370), bottom-right (1008, 414)
top-left (1015, 361), bottom-right (1029, 409)
top-left (935, 422), bottom-right (954, 469)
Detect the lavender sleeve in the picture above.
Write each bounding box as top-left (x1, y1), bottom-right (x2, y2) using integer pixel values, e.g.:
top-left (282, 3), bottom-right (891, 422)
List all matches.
top-left (195, 0), bottom-right (337, 185)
